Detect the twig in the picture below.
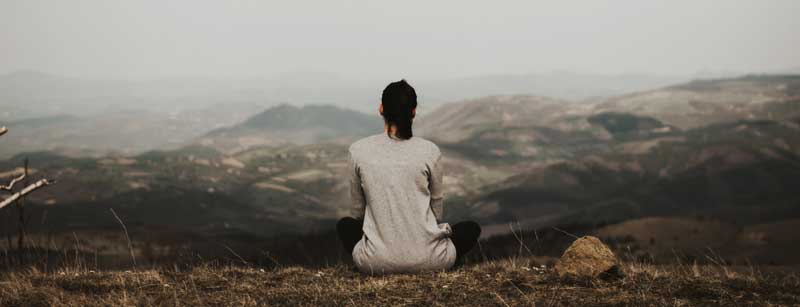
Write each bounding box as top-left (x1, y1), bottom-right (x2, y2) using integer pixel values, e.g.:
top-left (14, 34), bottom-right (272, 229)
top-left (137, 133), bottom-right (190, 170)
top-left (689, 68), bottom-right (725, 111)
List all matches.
top-left (222, 243), bottom-right (249, 265)
top-left (0, 179), bottom-right (53, 210)
top-left (509, 221), bottom-right (534, 256)
top-left (551, 226), bottom-right (580, 240)
top-left (110, 208), bottom-right (137, 269)
top-left (0, 174), bottom-right (25, 191)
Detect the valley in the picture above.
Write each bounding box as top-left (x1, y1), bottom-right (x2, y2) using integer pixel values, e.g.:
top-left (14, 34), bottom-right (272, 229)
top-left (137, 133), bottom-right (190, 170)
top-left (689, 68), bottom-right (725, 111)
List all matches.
top-left (1, 74), bottom-right (799, 267)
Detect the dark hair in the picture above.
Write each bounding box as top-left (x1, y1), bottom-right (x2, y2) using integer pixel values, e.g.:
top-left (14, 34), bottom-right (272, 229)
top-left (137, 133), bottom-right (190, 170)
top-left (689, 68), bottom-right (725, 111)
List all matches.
top-left (381, 79), bottom-right (417, 140)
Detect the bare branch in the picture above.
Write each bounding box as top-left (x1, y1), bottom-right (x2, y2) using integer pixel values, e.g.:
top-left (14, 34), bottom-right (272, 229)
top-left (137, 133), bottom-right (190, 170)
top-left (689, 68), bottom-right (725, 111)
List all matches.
top-left (0, 126), bottom-right (7, 137)
top-left (0, 179), bottom-right (53, 210)
top-left (0, 173), bottom-right (26, 191)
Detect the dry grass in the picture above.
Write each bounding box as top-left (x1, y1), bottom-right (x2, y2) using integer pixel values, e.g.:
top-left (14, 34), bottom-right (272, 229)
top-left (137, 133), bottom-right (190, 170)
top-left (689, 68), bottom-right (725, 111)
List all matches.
top-left (1, 257), bottom-right (799, 306)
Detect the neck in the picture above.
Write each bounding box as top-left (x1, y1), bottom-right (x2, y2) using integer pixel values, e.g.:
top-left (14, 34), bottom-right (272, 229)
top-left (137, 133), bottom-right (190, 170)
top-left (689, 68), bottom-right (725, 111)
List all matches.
top-left (384, 123), bottom-right (398, 137)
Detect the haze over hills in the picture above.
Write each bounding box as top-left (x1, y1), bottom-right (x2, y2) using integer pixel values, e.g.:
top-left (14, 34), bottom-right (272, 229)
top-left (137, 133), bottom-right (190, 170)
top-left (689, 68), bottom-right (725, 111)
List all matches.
top-left (1, 74), bottom-right (800, 265)
top-left (0, 103), bottom-right (266, 159)
top-left (0, 70), bottom-right (700, 158)
top-left (417, 72), bottom-right (691, 105)
top-left (0, 70), bottom-right (696, 118)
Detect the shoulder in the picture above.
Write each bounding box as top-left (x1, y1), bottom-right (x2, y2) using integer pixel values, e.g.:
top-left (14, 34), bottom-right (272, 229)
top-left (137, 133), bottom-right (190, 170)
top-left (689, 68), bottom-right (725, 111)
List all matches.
top-left (348, 134), bottom-right (379, 155)
top-left (412, 136), bottom-right (441, 159)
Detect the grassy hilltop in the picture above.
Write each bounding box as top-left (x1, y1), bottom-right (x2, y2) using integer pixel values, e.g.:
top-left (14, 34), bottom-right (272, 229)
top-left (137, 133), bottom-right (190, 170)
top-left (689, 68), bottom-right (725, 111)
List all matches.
top-left (1, 258), bottom-right (799, 306)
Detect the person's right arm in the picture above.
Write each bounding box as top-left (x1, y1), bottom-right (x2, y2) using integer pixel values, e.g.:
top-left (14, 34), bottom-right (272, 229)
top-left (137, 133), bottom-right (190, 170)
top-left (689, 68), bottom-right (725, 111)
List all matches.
top-left (348, 151), bottom-right (367, 220)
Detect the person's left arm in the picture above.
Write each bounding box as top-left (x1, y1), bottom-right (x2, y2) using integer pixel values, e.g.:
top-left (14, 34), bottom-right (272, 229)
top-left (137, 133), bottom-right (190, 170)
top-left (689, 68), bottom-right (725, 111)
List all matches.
top-left (428, 148), bottom-right (445, 222)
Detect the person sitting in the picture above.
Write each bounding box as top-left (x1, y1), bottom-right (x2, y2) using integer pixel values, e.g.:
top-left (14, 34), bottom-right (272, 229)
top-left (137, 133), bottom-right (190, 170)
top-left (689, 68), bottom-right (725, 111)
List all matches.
top-left (337, 79), bottom-right (481, 274)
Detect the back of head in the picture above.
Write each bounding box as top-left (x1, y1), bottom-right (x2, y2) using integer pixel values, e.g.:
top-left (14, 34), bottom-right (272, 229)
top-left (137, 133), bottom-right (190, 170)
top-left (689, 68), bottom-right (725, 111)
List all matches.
top-left (381, 79), bottom-right (417, 140)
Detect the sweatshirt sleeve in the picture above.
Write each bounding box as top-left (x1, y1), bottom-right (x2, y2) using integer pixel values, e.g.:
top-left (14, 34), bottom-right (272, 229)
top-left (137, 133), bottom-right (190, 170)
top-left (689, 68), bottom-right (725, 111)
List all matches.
top-left (347, 151), bottom-right (367, 219)
top-left (429, 148), bottom-right (445, 222)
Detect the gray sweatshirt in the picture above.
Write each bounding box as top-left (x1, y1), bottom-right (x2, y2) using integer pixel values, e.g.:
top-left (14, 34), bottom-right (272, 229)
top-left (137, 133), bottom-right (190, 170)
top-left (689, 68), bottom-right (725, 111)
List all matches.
top-left (347, 132), bottom-right (456, 274)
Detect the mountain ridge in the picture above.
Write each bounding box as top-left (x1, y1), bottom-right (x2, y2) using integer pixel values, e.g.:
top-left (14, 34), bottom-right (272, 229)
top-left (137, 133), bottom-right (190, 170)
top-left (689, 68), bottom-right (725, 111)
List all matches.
top-left (199, 103), bottom-right (382, 153)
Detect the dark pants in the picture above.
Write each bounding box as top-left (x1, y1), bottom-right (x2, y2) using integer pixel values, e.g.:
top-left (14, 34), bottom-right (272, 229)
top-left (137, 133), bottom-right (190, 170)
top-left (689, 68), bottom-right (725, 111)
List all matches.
top-left (337, 217), bottom-right (481, 263)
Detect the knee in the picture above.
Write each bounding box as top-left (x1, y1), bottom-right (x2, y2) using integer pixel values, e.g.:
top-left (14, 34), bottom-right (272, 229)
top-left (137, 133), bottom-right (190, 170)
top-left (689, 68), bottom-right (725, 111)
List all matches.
top-left (466, 221), bottom-right (481, 238)
top-left (456, 221), bottom-right (482, 238)
top-left (337, 217), bottom-right (360, 231)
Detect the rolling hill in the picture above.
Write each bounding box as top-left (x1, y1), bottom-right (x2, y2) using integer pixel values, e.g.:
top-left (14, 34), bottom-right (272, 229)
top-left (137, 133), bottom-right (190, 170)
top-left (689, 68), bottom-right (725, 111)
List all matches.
top-left (591, 75), bottom-right (800, 129)
top-left (198, 104), bottom-right (383, 153)
top-left (415, 95), bottom-right (587, 143)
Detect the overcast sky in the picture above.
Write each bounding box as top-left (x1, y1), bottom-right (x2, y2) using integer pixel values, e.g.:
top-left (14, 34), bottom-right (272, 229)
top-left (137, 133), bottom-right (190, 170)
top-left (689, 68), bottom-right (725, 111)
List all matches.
top-left (1, 0), bottom-right (798, 80)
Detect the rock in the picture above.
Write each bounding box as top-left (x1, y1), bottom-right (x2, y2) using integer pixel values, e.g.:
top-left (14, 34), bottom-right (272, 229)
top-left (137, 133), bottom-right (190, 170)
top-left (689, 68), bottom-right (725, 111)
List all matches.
top-left (555, 236), bottom-right (620, 279)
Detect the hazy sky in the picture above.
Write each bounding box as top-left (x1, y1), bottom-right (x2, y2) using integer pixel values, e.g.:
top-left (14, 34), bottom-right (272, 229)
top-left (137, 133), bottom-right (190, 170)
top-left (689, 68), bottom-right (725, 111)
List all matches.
top-left (1, 0), bottom-right (798, 80)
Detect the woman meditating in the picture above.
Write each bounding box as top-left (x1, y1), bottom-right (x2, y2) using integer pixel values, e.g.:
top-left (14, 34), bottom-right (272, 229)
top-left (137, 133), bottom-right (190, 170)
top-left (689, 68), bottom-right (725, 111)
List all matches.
top-left (337, 79), bottom-right (481, 274)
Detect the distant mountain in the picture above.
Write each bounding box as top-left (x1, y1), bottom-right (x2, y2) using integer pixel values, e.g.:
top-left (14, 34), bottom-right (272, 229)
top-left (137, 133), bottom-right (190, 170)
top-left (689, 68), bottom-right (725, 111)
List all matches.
top-left (199, 104), bottom-right (383, 153)
top-left (591, 75), bottom-right (800, 129)
top-left (416, 72), bottom-right (687, 107)
top-left (415, 75), bottom-right (800, 160)
top-left (237, 104), bottom-right (378, 132)
top-left (419, 75), bottom-right (800, 137)
top-left (415, 95), bottom-right (585, 143)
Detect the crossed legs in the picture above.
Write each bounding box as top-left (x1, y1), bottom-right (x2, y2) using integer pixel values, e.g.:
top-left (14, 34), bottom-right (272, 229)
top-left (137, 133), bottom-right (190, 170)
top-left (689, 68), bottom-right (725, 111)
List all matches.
top-left (336, 217), bottom-right (481, 266)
